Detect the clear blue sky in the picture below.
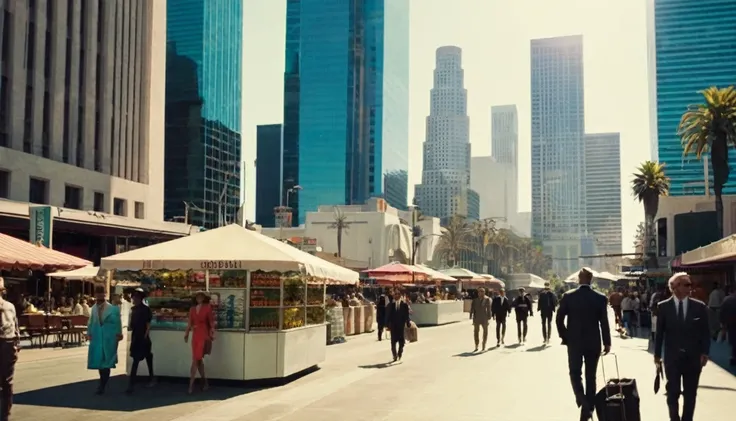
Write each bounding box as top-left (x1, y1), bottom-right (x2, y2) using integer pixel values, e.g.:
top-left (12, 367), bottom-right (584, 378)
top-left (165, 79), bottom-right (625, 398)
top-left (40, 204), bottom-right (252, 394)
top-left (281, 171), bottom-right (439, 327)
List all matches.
top-left (242, 0), bottom-right (650, 252)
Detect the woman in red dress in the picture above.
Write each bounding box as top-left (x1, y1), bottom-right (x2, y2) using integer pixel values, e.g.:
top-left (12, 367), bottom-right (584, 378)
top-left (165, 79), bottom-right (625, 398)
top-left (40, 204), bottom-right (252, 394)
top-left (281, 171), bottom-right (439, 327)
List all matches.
top-left (184, 291), bottom-right (214, 394)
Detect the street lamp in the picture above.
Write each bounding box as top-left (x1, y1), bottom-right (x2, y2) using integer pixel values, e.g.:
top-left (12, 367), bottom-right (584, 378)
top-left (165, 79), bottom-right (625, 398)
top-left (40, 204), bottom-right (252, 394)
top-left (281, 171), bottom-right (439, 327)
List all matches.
top-left (278, 185), bottom-right (302, 240)
top-left (286, 185), bottom-right (302, 207)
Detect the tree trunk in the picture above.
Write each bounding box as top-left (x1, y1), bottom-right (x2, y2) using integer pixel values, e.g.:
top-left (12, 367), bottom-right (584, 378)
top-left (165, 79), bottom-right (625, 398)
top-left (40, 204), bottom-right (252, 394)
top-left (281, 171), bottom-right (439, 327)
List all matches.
top-left (642, 193), bottom-right (660, 269)
top-left (711, 138), bottom-right (729, 239)
top-left (715, 186), bottom-right (724, 239)
top-left (337, 227), bottom-right (342, 257)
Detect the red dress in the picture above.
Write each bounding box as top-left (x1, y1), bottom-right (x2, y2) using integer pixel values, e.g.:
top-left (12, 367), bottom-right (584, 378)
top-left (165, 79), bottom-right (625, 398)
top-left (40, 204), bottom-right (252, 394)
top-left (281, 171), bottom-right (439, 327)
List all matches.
top-left (189, 304), bottom-right (214, 361)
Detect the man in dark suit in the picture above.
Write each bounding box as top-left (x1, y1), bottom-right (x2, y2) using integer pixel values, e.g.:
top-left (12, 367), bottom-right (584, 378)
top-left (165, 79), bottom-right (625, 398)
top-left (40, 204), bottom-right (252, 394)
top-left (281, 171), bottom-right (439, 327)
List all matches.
top-left (385, 289), bottom-right (411, 362)
top-left (556, 268), bottom-right (611, 421)
top-left (491, 289), bottom-right (511, 347)
top-left (538, 282), bottom-right (558, 345)
top-left (654, 272), bottom-right (710, 421)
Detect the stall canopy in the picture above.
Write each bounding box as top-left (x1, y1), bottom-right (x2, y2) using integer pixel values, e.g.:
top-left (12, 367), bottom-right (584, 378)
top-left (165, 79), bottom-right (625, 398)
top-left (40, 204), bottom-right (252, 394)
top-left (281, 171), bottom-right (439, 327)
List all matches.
top-left (414, 264), bottom-right (457, 281)
top-left (439, 267), bottom-right (482, 279)
top-left (681, 233), bottom-right (736, 266)
top-left (47, 265), bottom-right (101, 280)
top-left (506, 273), bottom-right (547, 290)
top-left (361, 262), bottom-right (429, 283)
top-left (0, 232), bottom-right (92, 272)
top-left (479, 274), bottom-right (506, 288)
top-left (100, 224), bottom-right (358, 284)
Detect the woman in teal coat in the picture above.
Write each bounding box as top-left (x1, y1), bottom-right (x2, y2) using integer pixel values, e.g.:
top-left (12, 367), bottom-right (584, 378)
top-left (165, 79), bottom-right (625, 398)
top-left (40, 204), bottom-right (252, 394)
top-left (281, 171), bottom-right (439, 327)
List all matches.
top-left (87, 286), bottom-right (123, 394)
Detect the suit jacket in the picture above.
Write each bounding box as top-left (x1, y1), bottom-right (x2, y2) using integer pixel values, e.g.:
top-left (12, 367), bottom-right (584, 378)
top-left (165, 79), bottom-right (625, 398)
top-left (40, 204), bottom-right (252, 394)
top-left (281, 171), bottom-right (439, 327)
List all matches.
top-left (654, 297), bottom-right (710, 364)
top-left (537, 289), bottom-right (558, 316)
top-left (491, 296), bottom-right (511, 318)
top-left (469, 296), bottom-right (492, 325)
top-left (511, 295), bottom-right (534, 318)
top-left (556, 285), bottom-right (611, 351)
top-left (385, 300), bottom-right (411, 332)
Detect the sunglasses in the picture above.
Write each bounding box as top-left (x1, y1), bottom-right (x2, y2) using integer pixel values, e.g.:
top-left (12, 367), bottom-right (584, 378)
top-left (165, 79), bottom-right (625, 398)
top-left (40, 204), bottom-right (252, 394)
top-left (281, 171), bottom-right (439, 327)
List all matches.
top-left (680, 282), bottom-right (692, 288)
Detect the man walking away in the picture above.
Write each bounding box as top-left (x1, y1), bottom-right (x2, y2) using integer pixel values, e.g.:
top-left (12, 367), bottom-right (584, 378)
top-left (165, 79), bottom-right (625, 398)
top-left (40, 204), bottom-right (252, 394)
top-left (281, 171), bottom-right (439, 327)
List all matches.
top-left (0, 277), bottom-right (20, 421)
top-left (708, 283), bottom-right (726, 340)
top-left (492, 289), bottom-right (511, 347)
top-left (512, 288), bottom-right (533, 344)
top-left (385, 289), bottom-right (411, 362)
top-left (375, 288), bottom-right (390, 341)
top-left (654, 272), bottom-right (710, 421)
top-left (621, 291), bottom-right (640, 337)
top-left (556, 268), bottom-right (611, 421)
top-left (609, 288), bottom-right (624, 328)
top-left (719, 286), bottom-right (736, 366)
top-left (538, 282), bottom-right (558, 344)
top-left (469, 288), bottom-right (492, 351)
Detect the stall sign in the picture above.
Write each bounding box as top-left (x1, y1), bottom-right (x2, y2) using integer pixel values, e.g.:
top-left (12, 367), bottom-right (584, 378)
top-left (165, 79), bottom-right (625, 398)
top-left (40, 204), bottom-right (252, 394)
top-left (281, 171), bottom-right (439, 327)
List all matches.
top-left (200, 260), bottom-right (243, 270)
top-left (29, 205), bottom-right (53, 248)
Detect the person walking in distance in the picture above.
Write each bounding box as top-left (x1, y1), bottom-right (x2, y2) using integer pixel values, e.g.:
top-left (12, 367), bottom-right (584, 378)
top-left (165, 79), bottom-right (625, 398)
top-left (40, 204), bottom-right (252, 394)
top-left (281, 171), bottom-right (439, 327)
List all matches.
top-left (469, 288), bottom-right (492, 351)
top-left (491, 289), bottom-right (511, 347)
top-left (375, 288), bottom-right (389, 341)
top-left (512, 288), bottom-right (533, 344)
top-left (126, 288), bottom-right (156, 394)
top-left (87, 286), bottom-right (123, 395)
top-left (654, 272), bottom-right (710, 421)
top-left (609, 288), bottom-right (624, 329)
top-left (385, 289), bottom-right (411, 362)
top-left (538, 282), bottom-right (558, 345)
top-left (556, 268), bottom-right (611, 421)
top-left (0, 277), bottom-right (20, 420)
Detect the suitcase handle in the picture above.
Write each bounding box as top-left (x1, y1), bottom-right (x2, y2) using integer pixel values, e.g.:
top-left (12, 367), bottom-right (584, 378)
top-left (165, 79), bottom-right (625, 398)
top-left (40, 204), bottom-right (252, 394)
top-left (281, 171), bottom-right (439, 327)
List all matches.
top-left (600, 353), bottom-right (623, 399)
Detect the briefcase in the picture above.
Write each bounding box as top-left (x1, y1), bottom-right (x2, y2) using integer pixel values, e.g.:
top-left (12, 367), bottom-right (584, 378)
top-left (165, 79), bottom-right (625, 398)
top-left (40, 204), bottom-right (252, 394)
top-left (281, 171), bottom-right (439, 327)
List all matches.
top-left (594, 354), bottom-right (641, 421)
top-left (404, 321), bottom-right (418, 343)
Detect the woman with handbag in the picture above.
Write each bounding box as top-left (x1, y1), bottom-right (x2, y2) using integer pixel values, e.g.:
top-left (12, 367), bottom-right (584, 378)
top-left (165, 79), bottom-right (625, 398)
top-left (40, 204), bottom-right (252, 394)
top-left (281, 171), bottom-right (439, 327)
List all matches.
top-left (184, 291), bottom-right (215, 394)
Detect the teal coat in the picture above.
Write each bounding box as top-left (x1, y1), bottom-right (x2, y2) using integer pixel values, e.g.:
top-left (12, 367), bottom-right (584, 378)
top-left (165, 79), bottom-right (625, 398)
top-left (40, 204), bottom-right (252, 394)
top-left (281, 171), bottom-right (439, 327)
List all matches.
top-left (87, 303), bottom-right (122, 370)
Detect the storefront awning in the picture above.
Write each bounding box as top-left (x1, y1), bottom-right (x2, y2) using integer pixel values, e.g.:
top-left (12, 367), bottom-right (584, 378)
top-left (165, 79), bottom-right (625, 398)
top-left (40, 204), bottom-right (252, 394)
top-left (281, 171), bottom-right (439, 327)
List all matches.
top-left (681, 234), bottom-right (736, 266)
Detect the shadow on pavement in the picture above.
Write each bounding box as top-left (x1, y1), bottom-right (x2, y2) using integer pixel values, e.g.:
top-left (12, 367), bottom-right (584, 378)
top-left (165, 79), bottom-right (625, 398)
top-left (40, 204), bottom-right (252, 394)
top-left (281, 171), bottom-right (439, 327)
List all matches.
top-left (358, 362), bottom-right (395, 369)
top-left (505, 344), bottom-right (522, 349)
top-left (526, 345), bottom-right (547, 352)
top-left (14, 375), bottom-right (252, 411)
top-left (699, 384), bottom-right (736, 392)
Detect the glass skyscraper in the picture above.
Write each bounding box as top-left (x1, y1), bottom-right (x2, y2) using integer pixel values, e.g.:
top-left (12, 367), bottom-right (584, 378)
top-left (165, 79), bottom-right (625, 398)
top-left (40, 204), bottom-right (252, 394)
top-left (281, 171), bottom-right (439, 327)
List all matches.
top-left (164, 0), bottom-right (242, 228)
top-left (651, 0), bottom-right (736, 196)
top-left (286, 0), bottom-right (410, 224)
top-left (256, 124), bottom-right (283, 228)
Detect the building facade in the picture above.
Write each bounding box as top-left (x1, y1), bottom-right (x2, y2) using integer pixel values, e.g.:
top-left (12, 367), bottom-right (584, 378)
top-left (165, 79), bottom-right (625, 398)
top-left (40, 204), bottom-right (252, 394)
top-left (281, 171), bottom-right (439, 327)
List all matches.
top-left (0, 0), bottom-right (165, 220)
top-left (491, 105), bottom-right (518, 167)
top-left (530, 35), bottom-right (586, 274)
top-left (289, 0), bottom-right (410, 224)
top-left (164, 0), bottom-right (242, 228)
top-left (649, 0), bottom-right (736, 196)
top-left (255, 124), bottom-right (283, 228)
top-left (584, 133), bottom-right (622, 256)
top-left (415, 46), bottom-right (477, 224)
top-left (471, 156), bottom-right (516, 223)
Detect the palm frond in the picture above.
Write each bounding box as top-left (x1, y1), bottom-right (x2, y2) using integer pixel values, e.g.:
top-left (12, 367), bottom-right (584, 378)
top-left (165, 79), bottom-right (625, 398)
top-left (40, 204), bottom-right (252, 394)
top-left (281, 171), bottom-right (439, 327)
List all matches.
top-left (631, 160), bottom-right (670, 202)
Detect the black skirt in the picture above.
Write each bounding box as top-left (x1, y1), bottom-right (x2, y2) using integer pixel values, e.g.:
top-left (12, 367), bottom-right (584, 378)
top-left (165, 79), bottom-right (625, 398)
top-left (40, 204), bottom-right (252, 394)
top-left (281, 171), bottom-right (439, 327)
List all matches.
top-left (129, 334), bottom-right (152, 360)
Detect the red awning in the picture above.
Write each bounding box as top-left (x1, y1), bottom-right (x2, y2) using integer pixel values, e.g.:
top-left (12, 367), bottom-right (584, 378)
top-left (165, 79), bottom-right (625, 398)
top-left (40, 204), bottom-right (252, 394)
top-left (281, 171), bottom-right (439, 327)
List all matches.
top-left (362, 262), bottom-right (430, 283)
top-left (0, 232), bottom-right (92, 272)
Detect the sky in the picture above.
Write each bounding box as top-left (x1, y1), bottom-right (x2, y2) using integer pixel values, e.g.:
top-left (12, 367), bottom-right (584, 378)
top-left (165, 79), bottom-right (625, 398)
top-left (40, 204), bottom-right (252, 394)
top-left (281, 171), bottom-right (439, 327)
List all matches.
top-left (242, 0), bottom-right (651, 253)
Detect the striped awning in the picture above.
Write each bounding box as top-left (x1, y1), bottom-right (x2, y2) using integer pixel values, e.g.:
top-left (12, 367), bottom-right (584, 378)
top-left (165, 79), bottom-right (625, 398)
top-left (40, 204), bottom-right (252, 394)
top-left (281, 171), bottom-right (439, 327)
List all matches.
top-left (0, 232), bottom-right (91, 272)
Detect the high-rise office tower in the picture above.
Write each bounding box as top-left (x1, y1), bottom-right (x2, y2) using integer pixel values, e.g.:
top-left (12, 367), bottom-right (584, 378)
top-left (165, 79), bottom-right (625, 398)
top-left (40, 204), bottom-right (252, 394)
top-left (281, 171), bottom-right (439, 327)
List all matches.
top-left (530, 35), bottom-right (585, 274)
top-left (255, 124), bottom-right (283, 228)
top-left (649, 0), bottom-right (736, 195)
top-left (585, 133), bottom-right (622, 256)
top-left (415, 46), bottom-right (479, 223)
top-left (164, 0), bottom-right (242, 228)
top-left (491, 105), bottom-right (518, 167)
top-left (0, 0), bottom-right (166, 220)
top-left (284, 0), bottom-right (410, 224)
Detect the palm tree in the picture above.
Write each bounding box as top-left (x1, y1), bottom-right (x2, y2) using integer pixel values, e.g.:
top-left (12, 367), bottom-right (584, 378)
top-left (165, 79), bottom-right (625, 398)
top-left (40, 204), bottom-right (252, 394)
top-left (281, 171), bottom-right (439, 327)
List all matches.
top-left (328, 207), bottom-right (351, 258)
top-left (631, 160), bottom-right (670, 268)
top-left (434, 215), bottom-right (472, 267)
top-left (472, 218), bottom-right (496, 272)
top-left (678, 86), bottom-right (736, 238)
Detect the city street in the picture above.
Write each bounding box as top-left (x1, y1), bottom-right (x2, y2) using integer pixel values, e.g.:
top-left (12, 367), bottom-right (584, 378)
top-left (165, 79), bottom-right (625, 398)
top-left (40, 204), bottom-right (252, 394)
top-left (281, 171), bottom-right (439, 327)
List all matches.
top-left (11, 314), bottom-right (736, 420)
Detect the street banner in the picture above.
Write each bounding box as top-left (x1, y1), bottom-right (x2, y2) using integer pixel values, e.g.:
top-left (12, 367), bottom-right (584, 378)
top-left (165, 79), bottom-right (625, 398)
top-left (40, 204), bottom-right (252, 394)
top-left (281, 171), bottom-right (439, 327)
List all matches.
top-left (29, 205), bottom-right (54, 248)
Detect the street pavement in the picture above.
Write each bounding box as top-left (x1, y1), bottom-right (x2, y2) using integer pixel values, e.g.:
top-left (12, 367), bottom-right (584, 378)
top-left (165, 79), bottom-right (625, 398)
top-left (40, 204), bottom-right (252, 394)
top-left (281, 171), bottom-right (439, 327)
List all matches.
top-left (10, 313), bottom-right (736, 421)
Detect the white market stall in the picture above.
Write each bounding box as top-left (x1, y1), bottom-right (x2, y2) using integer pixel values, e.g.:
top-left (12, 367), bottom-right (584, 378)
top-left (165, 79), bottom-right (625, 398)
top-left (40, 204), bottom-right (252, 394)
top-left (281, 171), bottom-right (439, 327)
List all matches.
top-left (409, 265), bottom-right (464, 326)
top-left (100, 224), bottom-right (358, 381)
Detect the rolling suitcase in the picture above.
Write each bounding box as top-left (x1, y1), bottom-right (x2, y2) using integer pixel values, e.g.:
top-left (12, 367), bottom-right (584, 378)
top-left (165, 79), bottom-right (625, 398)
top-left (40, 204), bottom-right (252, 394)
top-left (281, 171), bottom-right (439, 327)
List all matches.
top-left (594, 354), bottom-right (641, 421)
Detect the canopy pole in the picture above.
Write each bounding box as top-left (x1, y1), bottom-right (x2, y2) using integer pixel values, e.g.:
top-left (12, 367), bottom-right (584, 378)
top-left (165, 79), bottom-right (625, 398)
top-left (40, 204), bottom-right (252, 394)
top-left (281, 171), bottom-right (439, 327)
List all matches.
top-left (205, 270), bottom-right (210, 292)
top-left (46, 276), bottom-right (51, 312)
top-left (105, 270), bottom-right (112, 299)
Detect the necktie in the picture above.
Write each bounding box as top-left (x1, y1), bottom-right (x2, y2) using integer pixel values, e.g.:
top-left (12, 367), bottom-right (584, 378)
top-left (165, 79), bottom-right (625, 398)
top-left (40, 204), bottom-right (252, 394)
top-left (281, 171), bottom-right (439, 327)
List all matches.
top-left (678, 300), bottom-right (685, 324)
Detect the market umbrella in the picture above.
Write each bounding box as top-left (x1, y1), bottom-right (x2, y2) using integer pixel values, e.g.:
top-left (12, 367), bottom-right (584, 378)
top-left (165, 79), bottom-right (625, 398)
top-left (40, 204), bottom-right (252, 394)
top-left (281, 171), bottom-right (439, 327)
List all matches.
top-left (0, 232), bottom-right (91, 272)
top-left (414, 264), bottom-right (457, 281)
top-left (361, 262), bottom-right (429, 284)
top-left (47, 265), bottom-right (101, 280)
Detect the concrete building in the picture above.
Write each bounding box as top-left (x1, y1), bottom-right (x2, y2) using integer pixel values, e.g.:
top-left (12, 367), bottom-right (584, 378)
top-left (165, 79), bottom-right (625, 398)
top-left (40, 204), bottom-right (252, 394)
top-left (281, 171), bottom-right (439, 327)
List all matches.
top-left (255, 124), bottom-right (283, 228)
top-left (584, 133), bottom-right (622, 256)
top-left (415, 46), bottom-right (479, 224)
top-left (284, 0), bottom-right (411, 224)
top-left (261, 198), bottom-right (442, 269)
top-left (0, 0), bottom-right (195, 261)
top-left (471, 156), bottom-right (516, 223)
top-left (491, 105), bottom-right (518, 167)
top-left (530, 35), bottom-right (586, 274)
top-left (648, 0), bottom-right (736, 195)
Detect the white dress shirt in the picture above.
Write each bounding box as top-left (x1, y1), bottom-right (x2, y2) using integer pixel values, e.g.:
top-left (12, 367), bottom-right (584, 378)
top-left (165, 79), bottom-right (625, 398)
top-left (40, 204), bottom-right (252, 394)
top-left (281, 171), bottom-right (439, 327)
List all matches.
top-left (672, 296), bottom-right (689, 319)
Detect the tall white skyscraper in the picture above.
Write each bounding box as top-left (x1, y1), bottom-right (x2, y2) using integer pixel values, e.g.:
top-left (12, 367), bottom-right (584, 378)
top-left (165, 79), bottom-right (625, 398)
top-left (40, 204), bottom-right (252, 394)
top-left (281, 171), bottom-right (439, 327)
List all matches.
top-left (491, 105), bottom-right (518, 167)
top-left (530, 35), bottom-right (586, 275)
top-left (585, 133), bottom-right (622, 256)
top-left (415, 46), bottom-right (479, 223)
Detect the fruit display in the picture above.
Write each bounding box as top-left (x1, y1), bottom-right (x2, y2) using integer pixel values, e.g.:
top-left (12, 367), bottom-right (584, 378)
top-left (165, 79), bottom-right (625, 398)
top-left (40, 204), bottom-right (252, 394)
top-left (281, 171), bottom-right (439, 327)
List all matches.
top-left (283, 279), bottom-right (305, 306)
top-left (306, 307), bottom-right (326, 325)
top-left (283, 307), bottom-right (305, 329)
top-left (306, 286), bottom-right (325, 306)
top-left (251, 272), bottom-right (281, 287)
top-left (249, 308), bottom-right (279, 330)
top-left (250, 288), bottom-right (280, 307)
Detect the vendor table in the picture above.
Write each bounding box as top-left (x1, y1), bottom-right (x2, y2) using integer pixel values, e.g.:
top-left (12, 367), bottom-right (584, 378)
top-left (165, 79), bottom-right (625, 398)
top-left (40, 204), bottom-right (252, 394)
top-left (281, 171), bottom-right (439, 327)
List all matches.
top-left (410, 300), bottom-right (464, 326)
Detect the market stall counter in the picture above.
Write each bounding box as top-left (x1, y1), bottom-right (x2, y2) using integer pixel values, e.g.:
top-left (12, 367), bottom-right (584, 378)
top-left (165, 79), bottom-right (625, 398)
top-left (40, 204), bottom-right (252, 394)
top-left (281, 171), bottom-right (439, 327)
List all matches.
top-left (100, 224), bottom-right (358, 381)
top-left (410, 300), bottom-right (464, 326)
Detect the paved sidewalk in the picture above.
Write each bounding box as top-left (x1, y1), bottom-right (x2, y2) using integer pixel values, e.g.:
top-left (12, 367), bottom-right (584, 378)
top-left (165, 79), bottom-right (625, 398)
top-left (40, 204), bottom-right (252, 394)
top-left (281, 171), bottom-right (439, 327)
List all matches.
top-left (10, 315), bottom-right (736, 420)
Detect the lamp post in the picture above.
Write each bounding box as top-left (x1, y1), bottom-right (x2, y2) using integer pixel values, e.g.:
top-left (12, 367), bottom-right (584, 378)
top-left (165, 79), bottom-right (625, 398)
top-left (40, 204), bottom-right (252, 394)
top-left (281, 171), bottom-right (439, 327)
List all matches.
top-left (279, 185), bottom-right (302, 240)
